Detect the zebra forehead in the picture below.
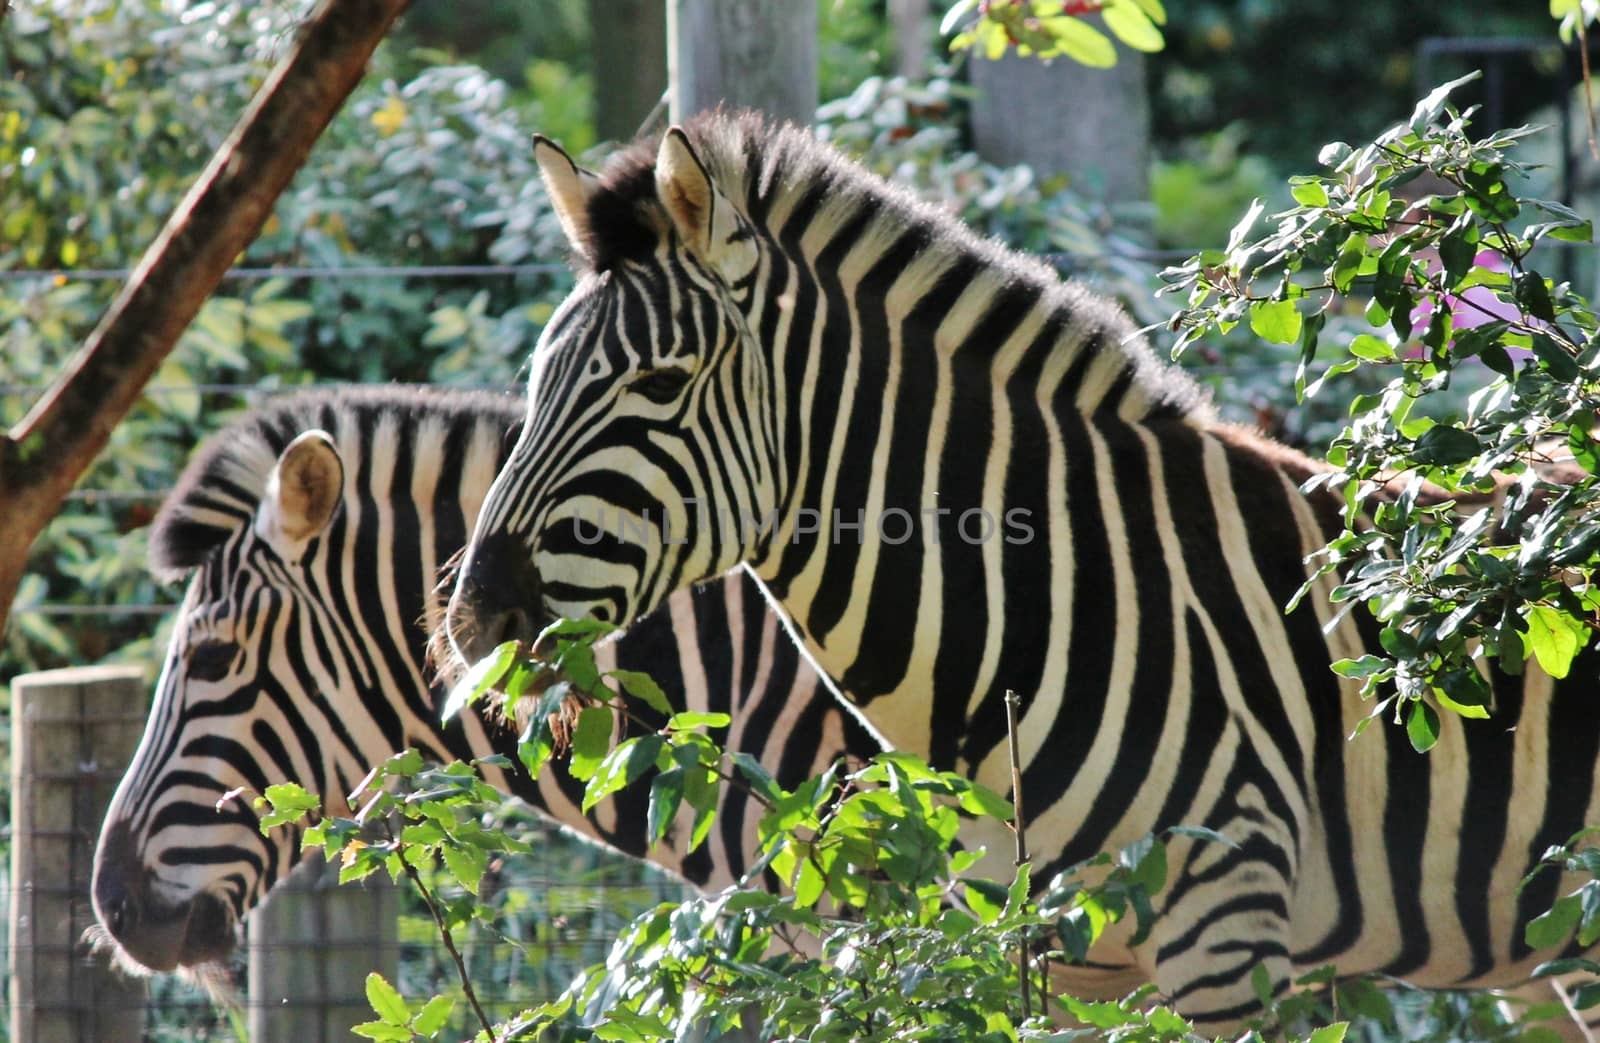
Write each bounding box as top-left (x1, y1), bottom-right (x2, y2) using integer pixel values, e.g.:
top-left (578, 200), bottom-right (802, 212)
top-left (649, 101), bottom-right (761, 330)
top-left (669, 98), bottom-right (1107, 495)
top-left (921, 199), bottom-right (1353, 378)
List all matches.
top-left (580, 110), bottom-right (853, 272)
top-left (148, 386), bottom-right (521, 580)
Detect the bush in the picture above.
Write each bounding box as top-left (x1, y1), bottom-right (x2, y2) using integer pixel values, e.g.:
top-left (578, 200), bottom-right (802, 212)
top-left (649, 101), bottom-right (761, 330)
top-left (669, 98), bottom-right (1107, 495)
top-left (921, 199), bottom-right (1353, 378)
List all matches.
top-left (1166, 73), bottom-right (1600, 739)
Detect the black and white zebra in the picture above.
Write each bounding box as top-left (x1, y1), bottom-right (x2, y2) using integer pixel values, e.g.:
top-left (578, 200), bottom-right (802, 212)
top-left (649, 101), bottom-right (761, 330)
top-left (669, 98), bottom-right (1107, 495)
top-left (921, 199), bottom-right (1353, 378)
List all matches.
top-left (443, 113), bottom-right (1600, 1029)
top-left (91, 386), bottom-right (877, 974)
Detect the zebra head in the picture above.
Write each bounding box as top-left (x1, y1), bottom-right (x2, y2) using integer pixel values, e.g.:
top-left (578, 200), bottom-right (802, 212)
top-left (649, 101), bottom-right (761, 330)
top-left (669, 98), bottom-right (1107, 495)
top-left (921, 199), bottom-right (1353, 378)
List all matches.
top-left (95, 409), bottom-right (379, 974)
top-left (449, 126), bottom-right (781, 662)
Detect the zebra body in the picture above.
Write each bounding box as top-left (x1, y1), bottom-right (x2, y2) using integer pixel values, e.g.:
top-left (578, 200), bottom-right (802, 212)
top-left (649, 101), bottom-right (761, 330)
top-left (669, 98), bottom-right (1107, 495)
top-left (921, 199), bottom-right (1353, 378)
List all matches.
top-left (92, 386), bottom-right (876, 973)
top-left (444, 115), bottom-right (1600, 1026)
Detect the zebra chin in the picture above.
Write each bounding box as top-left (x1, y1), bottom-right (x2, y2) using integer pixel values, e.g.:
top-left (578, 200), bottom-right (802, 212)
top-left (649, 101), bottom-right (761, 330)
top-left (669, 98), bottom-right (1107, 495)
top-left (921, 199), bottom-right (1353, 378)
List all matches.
top-left (90, 820), bottom-right (242, 977)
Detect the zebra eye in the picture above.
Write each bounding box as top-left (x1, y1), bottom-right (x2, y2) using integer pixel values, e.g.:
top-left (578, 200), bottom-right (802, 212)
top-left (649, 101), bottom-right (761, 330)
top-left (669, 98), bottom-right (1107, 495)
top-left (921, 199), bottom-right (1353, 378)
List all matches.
top-left (186, 639), bottom-right (237, 683)
top-left (627, 367), bottom-right (692, 405)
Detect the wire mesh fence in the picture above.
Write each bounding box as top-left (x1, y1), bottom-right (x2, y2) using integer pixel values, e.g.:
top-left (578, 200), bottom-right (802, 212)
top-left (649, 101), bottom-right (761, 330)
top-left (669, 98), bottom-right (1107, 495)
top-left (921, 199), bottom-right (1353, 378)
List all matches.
top-left (0, 665), bottom-right (694, 1042)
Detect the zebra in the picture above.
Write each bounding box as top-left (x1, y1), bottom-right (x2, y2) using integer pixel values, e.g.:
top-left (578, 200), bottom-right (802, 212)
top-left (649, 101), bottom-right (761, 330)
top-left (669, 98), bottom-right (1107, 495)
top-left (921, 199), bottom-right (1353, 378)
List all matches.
top-left (442, 112), bottom-right (1600, 1031)
top-left (91, 385), bottom-right (878, 975)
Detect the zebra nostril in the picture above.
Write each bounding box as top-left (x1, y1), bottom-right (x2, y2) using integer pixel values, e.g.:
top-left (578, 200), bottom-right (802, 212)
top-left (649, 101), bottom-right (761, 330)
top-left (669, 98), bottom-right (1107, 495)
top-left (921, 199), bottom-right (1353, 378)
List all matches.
top-left (495, 605), bottom-right (535, 650)
top-left (450, 531), bottom-right (543, 664)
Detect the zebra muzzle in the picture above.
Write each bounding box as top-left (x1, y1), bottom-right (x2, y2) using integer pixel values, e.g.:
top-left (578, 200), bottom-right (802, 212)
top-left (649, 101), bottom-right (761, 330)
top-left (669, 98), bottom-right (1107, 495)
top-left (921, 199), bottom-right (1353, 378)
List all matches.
top-left (91, 821), bottom-right (238, 972)
top-left (446, 530), bottom-right (545, 668)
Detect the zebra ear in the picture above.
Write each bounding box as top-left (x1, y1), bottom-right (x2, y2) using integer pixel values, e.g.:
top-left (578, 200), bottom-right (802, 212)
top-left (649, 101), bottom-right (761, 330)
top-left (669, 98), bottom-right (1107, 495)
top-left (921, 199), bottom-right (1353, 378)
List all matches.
top-left (255, 430), bottom-right (344, 551)
top-left (655, 127), bottom-right (740, 265)
top-left (534, 134), bottom-right (599, 264)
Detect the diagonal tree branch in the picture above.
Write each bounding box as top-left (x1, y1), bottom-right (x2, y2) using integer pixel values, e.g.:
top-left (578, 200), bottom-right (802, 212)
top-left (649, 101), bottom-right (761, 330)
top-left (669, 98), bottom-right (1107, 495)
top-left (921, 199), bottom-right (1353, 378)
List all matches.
top-left (0, 0), bottom-right (410, 641)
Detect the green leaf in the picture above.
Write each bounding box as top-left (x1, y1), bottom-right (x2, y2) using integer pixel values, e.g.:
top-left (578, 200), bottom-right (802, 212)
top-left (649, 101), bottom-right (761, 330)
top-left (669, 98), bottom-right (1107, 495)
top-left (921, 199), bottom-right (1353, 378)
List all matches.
top-left (607, 669), bottom-right (672, 715)
top-left (1435, 667), bottom-right (1492, 720)
top-left (1411, 425), bottom-right (1481, 466)
top-left (583, 735), bottom-right (665, 812)
top-left (255, 783), bottom-right (321, 833)
top-left (364, 972), bottom-right (409, 1026)
top-left (1250, 299), bottom-right (1302, 345)
top-left (1044, 16), bottom-right (1116, 67)
top-left (731, 751), bottom-right (782, 801)
top-left (1515, 271), bottom-right (1557, 323)
top-left (352, 1023), bottom-right (413, 1041)
top-left (1289, 179), bottom-right (1329, 207)
top-left (794, 854), bottom-right (826, 908)
top-left (1527, 893), bottom-right (1583, 949)
top-left (412, 995), bottom-right (454, 1036)
top-left (965, 878), bottom-right (1008, 924)
top-left (1526, 604), bottom-right (1585, 679)
top-left (647, 767), bottom-right (685, 843)
top-left (957, 783), bottom-right (1013, 822)
top-left (1251, 962), bottom-right (1275, 1007)
top-left (441, 640), bottom-right (517, 721)
top-left (518, 717), bottom-right (555, 780)
top-left (666, 710), bottom-right (732, 731)
top-left (1532, 333), bottom-right (1580, 382)
top-left (568, 706), bottom-right (615, 781)
top-left (440, 841), bottom-right (487, 895)
top-left (1406, 700), bottom-right (1440, 753)
top-left (1409, 71), bottom-right (1480, 130)
top-left (1100, 2), bottom-right (1163, 52)
top-left (1308, 1024), bottom-right (1349, 1043)
top-left (1128, 0), bottom-right (1166, 23)
top-left (1573, 981), bottom-right (1600, 1010)
top-left (1438, 230), bottom-right (1477, 287)
top-left (1331, 654), bottom-right (1388, 679)
top-left (1348, 334), bottom-right (1394, 361)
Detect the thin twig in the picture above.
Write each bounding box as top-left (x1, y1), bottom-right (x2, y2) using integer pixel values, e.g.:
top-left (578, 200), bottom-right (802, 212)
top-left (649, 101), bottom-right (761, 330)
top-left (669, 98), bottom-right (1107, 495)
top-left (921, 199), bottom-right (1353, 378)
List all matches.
top-left (390, 831), bottom-right (498, 1042)
top-left (1579, 18), bottom-right (1599, 161)
top-left (1004, 688), bottom-right (1031, 1021)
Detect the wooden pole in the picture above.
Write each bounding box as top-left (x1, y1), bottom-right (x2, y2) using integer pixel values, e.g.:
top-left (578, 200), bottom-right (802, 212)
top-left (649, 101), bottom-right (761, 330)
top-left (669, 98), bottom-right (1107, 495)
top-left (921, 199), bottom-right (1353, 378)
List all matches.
top-left (590, 0), bottom-right (669, 142)
top-left (667, 0), bottom-right (817, 125)
top-left (8, 666), bottom-right (148, 1043)
top-left (969, 35), bottom-right (1151, 215)
top-left (247, 851), bottom-right (398, 1043)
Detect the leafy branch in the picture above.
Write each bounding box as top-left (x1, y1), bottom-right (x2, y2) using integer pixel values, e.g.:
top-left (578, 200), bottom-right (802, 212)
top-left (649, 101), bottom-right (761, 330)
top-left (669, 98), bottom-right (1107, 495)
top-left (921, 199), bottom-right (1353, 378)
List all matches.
top-left (1163, 72), bottom-right (1600, 744)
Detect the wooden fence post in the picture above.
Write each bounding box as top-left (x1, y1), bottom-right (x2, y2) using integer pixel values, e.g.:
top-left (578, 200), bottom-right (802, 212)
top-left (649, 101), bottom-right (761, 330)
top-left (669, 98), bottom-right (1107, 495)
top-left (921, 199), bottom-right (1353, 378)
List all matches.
top-left (8, 665), bottom-right (148, 1043)
top-left (248, 849), bottom-right (398, 1042)
top-left (667, 0), bottom-right (818, 125)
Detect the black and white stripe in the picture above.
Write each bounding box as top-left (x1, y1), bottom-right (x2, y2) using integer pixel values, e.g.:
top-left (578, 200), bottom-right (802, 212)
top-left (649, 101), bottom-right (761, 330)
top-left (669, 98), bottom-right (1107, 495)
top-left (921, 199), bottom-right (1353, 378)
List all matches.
top-left (446, 114), bottom-right (1600, 1027)
top-left (92, 385), bottom-right (877, 973)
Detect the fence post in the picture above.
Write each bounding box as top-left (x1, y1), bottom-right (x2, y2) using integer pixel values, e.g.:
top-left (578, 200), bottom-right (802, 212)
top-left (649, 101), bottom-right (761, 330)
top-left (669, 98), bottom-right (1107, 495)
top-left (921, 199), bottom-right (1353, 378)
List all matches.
top-left (248, 848), bottom-right (398, 1042)
top-left (8, 665), bottom-right (149, 1043)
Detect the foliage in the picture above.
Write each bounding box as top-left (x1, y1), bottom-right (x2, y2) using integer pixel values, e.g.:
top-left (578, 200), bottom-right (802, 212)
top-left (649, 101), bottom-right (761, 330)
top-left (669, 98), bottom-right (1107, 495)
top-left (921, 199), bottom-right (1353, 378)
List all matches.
top-left (942, 0), bottom-right (1166, 66)
top-left (1165, 74), bottom-right (1600, 742)
top-left (262, 620), bottom-right (1208, 1042)
top-left (1521, 829), bottom-right (1600, 1015)
top-left (0, 0), bottom-right (579, 681)
top-left (287, 623), bottom-right (1600, 1041)
top-left (1551, 0), bottom-right (1600, 44)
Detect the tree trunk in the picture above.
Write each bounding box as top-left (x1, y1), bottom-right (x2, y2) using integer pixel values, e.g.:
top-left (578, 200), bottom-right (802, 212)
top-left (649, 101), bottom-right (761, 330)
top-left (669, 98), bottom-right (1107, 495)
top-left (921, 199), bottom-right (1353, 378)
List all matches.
top-left (590, 0), bottom-right (669, 142)
top-left (970, 35), bottom-right (1151, 214)
top-left (667, 0), bottom-right (817, 125)
top-left (0, 0), bottom-right (407, 644)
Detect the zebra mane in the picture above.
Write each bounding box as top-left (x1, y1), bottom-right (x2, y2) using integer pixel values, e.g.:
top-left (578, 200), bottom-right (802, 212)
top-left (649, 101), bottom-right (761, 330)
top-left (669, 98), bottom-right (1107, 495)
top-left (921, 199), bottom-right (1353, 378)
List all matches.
top-left (584, 110), bottom-right (1208, 419)
top-left (149, 385), bottom-right (521, 581)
